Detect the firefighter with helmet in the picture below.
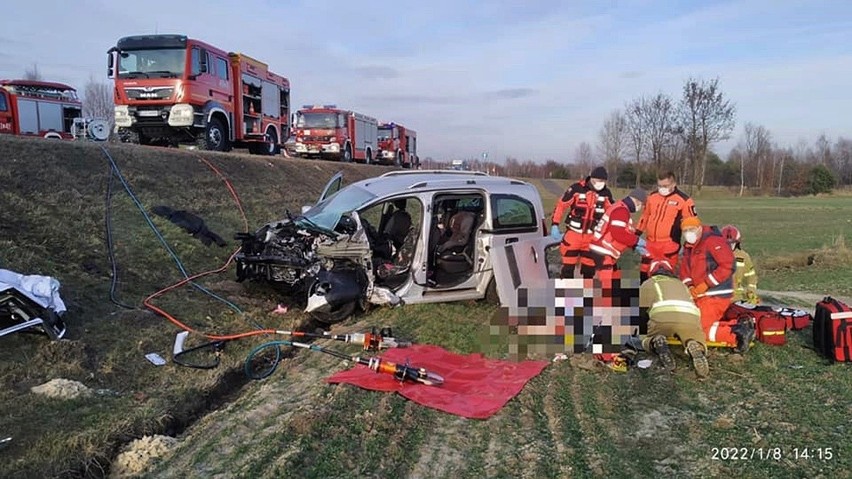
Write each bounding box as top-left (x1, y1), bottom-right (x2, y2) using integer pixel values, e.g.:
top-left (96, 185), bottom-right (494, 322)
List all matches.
top-left (639, 260), bottom-right (709, 378)
top-left (550, 166), bottom-right (614, 278)
top-left (721, 225), bottom-right (760, 304)
top-left (679, 217), bottom-right (755, 353)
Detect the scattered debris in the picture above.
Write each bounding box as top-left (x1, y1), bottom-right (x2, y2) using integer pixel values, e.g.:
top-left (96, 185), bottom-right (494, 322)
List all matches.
top-left (144, 353), bottom-right (167, 366)
top-left (110, 435), bottom-right (177, 479)
top-left (552, 353), bottom-right (569, 362)
top-left (271, 304), bottom-right (289, 315)
top-left (30, 378), bottom-right (92, 399)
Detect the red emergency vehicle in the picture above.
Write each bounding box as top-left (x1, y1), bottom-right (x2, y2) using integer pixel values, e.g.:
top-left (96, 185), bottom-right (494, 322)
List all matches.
top-left (0, 80), bottom-right (82, 139)
top-left (376, 122), bottom-right (419, 168)
top-left (108, 34), bottom-right (290, 154)
top-left (293, 105), bottom-right (377, 163)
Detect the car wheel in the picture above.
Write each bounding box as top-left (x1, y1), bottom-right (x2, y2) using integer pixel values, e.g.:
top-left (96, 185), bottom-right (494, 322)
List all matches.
top-left (310, 300), bottom-right (357, 325)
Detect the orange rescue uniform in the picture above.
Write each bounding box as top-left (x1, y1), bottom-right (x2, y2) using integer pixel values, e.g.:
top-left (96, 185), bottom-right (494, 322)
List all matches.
top-left (637, 189), bottom-right (696, 279)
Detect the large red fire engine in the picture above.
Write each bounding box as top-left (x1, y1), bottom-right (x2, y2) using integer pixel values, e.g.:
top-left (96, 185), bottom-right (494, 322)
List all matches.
top-left (293, 105), bottom-right (377, 163)
top-left (0, 80), bottom-right (82, 139)
top-left (108, 34), bottom-right (290, 154)
top-left (376, 122), bottom-right (419, 168)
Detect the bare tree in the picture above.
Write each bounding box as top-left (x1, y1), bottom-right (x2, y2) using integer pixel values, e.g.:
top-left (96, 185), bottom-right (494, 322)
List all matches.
top-left (679, 77), bottom-right (736, 191)
top-left (597, 110), bottom-right (628, 183)
top-left (23, 63), bottom-right (43, 80)
top-left (743, 123), bottom-right (772, 190)
top-left (574, 141), bottom-right (595, 175)
top-left (83, 75), bottom-right (114, 121)
top-left (640, 92), bottom-right (676, 172)
top-left (625, 99), bottom-right (645, 188)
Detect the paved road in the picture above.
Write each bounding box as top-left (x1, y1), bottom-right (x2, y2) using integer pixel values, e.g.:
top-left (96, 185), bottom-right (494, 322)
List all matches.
top-left (540, 179), bottom-right (566, 197)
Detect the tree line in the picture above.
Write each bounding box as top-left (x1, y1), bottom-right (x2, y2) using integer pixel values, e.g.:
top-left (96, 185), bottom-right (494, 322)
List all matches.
top-left (435, 77), bottom-right (847, 196)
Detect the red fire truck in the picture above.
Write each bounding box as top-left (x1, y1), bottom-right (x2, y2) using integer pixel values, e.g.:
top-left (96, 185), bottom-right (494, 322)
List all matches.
top-left (293, 105), bottom-right (377, 163)
top-left (376, 122), bottom-right (419, 168)
top-left (108, 34), bottom-right (290, 154)
top-left (0, 80), bottom-right (82, 139)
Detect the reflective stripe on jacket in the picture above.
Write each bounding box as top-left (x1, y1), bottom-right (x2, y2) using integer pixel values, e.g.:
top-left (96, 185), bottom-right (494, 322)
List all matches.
top-left (589, 201), bottom-right (638, 259)
top-left (679, 226), bottom-right (735, 298)
top-left (639, 274), bottom-right (701, 318)
top-left (551, 178), bottom-right (614, 234)
top-left (637, 188), bottom-right (696, 243)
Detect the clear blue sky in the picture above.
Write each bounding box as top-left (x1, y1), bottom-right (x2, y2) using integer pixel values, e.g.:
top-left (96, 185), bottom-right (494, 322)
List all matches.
top-left (2, 0), bottom-right (850, 161)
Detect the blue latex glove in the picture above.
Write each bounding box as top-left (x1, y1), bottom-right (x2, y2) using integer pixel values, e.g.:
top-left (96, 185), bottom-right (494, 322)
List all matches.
top-left (635, 237), bottom-right (648, 256)
top-left (550, 225), bottom-right (561, 240)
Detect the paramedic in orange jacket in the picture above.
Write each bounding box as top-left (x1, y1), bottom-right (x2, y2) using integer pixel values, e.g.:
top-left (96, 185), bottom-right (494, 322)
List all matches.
top-left (679, 217), bottom-right (755, 353)
top-left (587, 188), bottom-right (649, 271)
top-left (551, 166), bottom-right (614, 278)
top-left (637, 171), bottom-right (697, 282)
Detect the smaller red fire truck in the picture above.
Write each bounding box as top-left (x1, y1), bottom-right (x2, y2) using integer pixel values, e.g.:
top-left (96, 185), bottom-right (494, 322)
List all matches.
top-left (0, 80), bottom-right (82, 139)
top-left (376, 122), bottom-right (419, 168)
top-left (293, 105), bottom-right (377, 163)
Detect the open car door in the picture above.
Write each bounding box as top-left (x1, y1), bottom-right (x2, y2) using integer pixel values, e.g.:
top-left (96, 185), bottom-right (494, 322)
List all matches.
top-left (491, 236), bottom-right (559, 308)
top-left (318, 171), bottom-right (344, 203)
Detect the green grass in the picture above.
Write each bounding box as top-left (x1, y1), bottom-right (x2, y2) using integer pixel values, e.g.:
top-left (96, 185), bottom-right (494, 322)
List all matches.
top-left (2, 135), bottom-right (851, 478)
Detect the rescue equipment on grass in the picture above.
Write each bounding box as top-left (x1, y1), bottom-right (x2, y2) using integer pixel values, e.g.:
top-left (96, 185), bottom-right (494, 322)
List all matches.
top-left (327, 344), bottom-right (549, 419)
top-left (246, 337), bottom-right (441, 385)
top-left (172, 326), bottom-right (411, 372)
top-left (813, 296), bottom-right (852, 362)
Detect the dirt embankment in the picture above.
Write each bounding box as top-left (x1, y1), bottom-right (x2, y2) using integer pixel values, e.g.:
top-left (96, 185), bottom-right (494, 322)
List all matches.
top-left (0, 135), bottom-right (396, 478)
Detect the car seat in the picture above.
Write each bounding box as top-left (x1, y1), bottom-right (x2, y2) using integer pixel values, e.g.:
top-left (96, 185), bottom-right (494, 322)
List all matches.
top-left (435, 210), bottom-right (477, 274)
top-left (382, 209), bottom-right (412, 253)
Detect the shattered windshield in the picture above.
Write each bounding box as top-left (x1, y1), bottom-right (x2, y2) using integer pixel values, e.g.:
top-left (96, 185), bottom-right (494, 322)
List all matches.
top-left (296, 185), bottom-right (376, 232)
top-left (118, 49), bottom-right (186, 79)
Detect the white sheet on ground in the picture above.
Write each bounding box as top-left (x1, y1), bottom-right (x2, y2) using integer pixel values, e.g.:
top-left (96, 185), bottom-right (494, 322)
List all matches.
top-left (0, 269), bottom-right (67, 313)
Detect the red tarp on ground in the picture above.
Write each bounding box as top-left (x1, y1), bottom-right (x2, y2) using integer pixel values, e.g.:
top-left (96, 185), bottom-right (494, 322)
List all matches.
top-left (325, 344), bottom-right (549, 419)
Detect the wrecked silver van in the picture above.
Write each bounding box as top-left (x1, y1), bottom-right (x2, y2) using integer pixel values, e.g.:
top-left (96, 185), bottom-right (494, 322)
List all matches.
top-left (235, 170), bottom-right (548, 323)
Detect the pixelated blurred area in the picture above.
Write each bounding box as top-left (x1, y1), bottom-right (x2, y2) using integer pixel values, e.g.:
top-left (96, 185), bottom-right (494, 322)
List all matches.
top-left (487, 276), bottom-right (642, 361)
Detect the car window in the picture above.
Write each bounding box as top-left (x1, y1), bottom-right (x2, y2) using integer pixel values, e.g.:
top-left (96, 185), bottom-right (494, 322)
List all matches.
top-left (0, 93), bottom-right (7, 112)
top-left (491, 194), bottom-right (536, 229)
top-left (360, 197), bottom-right (423, 233)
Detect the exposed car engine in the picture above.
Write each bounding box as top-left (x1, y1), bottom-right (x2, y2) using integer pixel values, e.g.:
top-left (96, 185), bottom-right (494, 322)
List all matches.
top-left (234, 219), bottom-right (327, 288)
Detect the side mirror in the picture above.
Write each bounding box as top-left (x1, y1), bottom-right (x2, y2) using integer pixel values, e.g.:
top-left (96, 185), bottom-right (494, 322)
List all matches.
top-left (107, 51), bottom-right (116, 79)
top-left (301, 205), bottom-right (311, 214)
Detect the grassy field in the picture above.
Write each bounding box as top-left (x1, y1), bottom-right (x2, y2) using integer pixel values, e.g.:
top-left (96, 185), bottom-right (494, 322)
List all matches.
top-left (1, 137), bottom-right (851, 478)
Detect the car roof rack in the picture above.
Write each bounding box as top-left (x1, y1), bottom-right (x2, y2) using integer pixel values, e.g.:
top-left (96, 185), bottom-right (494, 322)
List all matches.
top-left (380, 170), bottom-right (488, 178)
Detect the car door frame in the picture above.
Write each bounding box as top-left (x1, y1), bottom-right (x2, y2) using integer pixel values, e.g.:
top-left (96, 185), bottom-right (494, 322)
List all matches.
top-left (491, 236), bottom-right (559, 308)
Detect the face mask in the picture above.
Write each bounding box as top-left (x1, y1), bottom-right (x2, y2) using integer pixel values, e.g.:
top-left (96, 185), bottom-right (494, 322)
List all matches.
top-left (591, 181), bottom-right (605, 191)
top-left (730, 243), bottom-right (736, 251)
top-left (658, 187), bottom-right (672, 196)
top-left (684, 230), bottom-right (699, 244)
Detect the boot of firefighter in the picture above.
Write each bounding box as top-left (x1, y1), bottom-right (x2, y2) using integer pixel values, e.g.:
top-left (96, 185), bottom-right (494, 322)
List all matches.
top-left (685, 340), bottom-right (709, 379)
top-left (730, 316), bottom-right (756, 354)
top-left (650, 334), bottom-right (676, 372)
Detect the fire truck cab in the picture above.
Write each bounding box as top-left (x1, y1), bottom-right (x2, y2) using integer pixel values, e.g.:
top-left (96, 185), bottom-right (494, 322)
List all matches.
top-left (376, 122), bottom-right (419, 168)
top-left (293, 105), bottom-right (377, 163)
top-left (108, 34), bottom-right (290, 155)
top-left (0, 80), bottom-right (82, 139)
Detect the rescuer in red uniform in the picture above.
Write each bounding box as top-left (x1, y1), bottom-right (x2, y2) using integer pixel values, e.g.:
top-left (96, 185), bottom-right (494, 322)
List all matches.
top-left (679, 217), bottom-right (755, 353)
top-left (551, 166), bottom-right (615, 278)
top-left (587, 188), bottom-right (649, 272)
